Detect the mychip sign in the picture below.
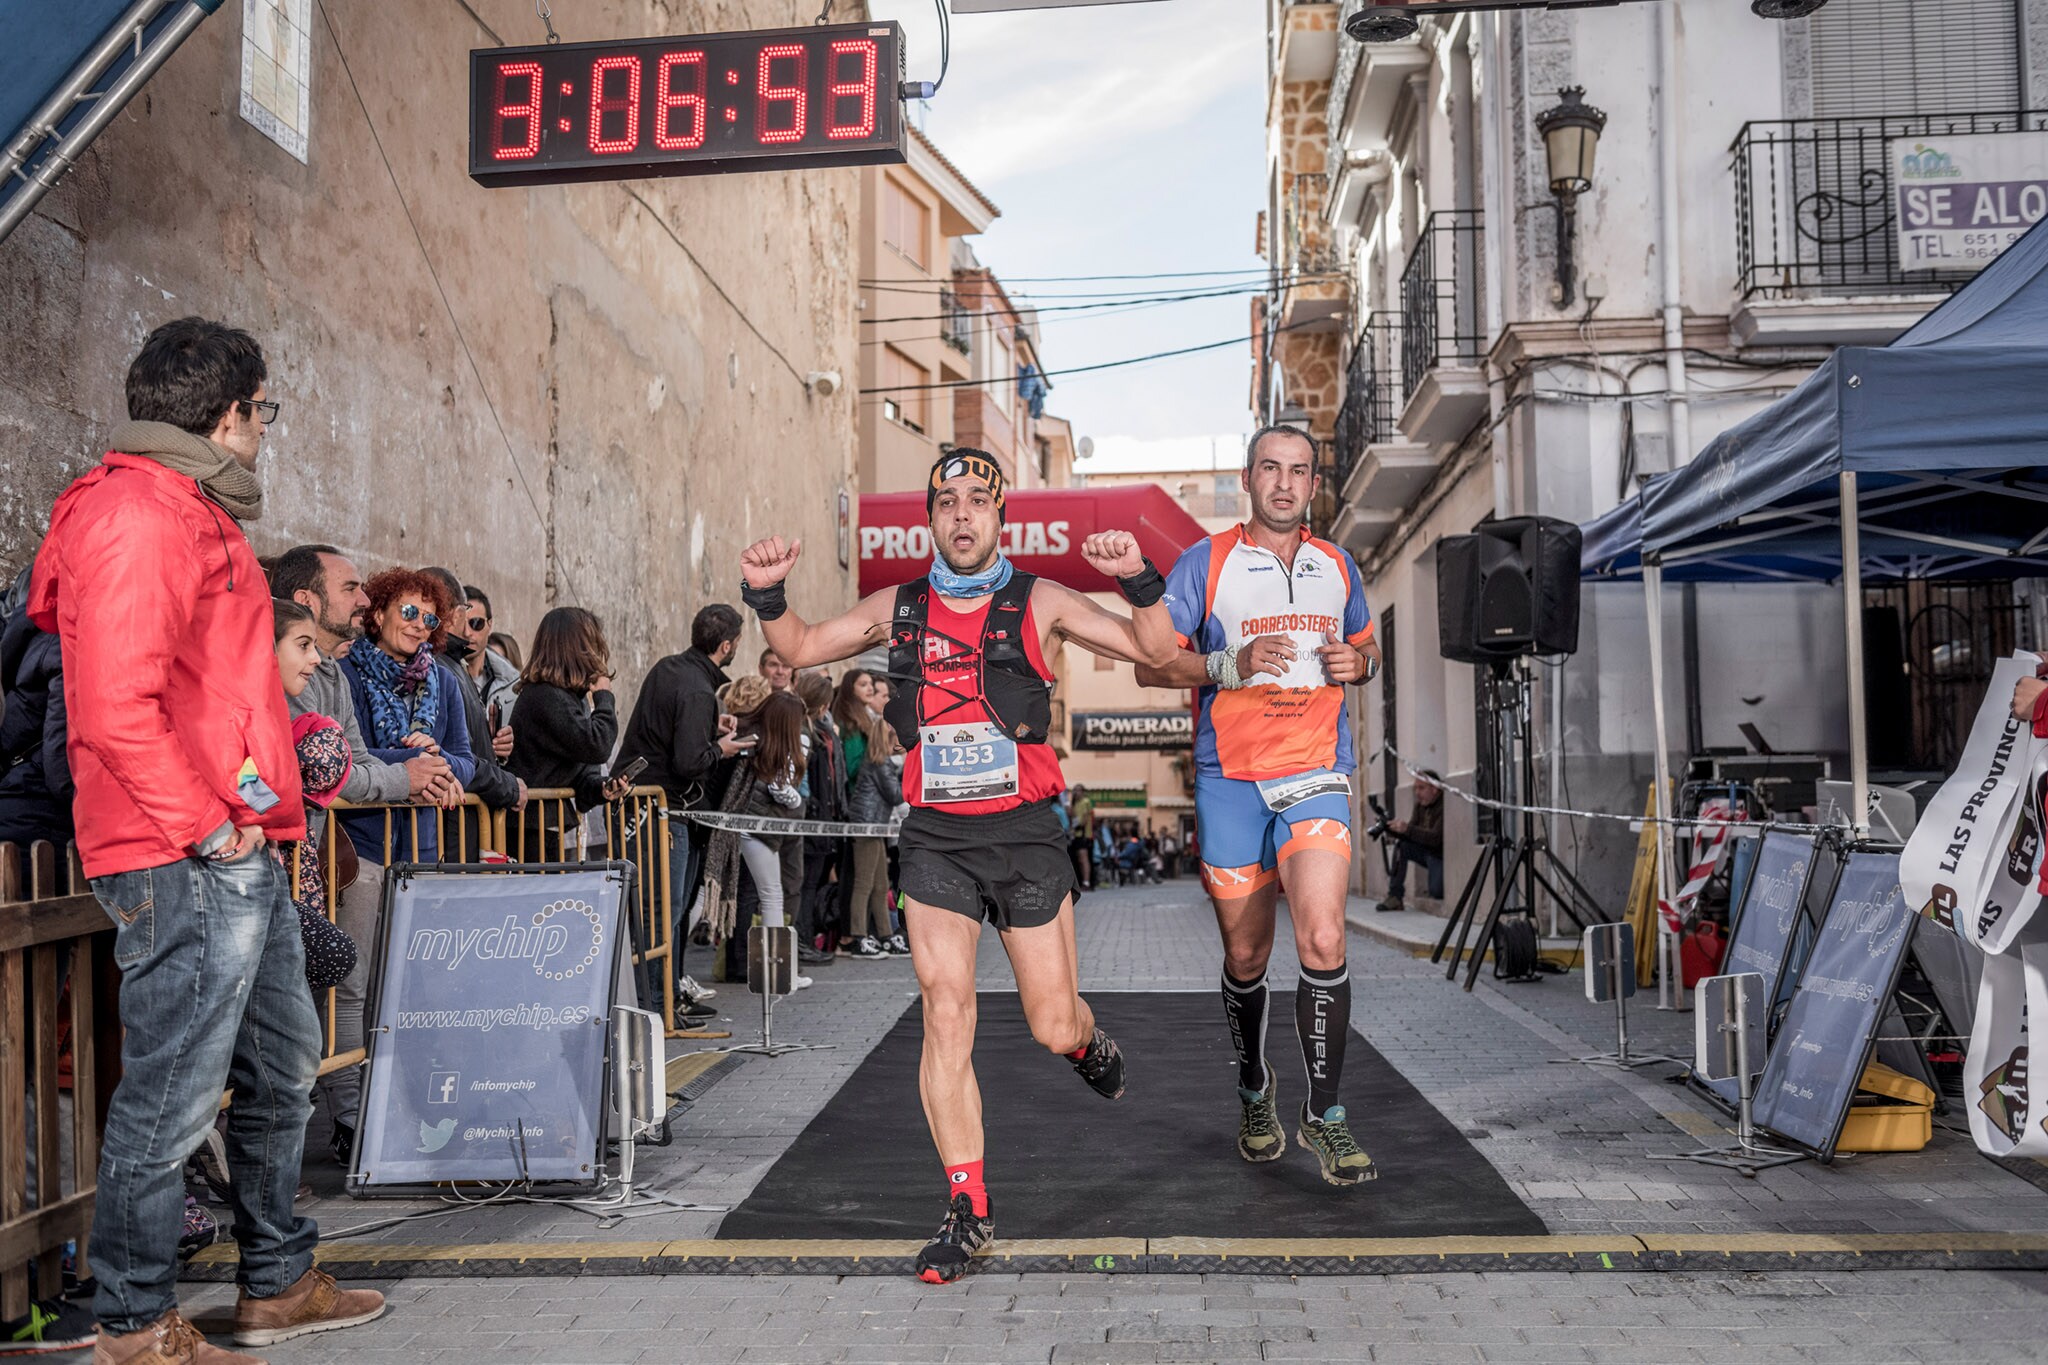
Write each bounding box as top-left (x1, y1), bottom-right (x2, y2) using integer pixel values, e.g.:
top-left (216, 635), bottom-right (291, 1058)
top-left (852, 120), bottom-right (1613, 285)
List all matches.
top-left (353, 865), bottom-right (630, 1190)
top-left (1892, 130), bottom-right (2048, 273)
top-left (1073, 710), bottom-right (1193, 751)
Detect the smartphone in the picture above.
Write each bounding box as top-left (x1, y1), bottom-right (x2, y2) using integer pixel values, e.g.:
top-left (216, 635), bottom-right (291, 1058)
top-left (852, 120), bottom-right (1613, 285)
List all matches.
top-left (610, 755), bottom-right (649, 785)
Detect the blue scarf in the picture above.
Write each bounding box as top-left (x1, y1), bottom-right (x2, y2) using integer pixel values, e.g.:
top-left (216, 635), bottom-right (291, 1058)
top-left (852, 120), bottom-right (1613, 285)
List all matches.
top-left (349, 642), bottom-right (441, 748)
top-left (929, 552), bottom-right (1013, 599)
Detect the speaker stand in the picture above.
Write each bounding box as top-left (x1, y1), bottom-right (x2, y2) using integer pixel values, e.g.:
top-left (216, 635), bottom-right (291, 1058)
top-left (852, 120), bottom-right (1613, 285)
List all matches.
top-left (1434, 658), bottom-right (1601, 991)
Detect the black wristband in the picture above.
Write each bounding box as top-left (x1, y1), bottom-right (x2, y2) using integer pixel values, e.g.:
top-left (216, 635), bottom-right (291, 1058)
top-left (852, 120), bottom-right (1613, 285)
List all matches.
top-left (740, 579), bottom-right (788, 621)
top-left (1117, 558), bottom-right (1166, 609)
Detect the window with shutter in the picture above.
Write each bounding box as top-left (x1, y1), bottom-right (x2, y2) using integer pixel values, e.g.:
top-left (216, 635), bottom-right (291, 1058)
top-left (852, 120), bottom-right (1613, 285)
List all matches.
top-left (1809, 0), bottom-right (2020, 118)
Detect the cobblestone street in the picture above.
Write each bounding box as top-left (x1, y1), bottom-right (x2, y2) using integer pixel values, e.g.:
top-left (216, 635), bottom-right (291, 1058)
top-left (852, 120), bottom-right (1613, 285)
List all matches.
top-left (163, 881), bottom-right (2048, 1363)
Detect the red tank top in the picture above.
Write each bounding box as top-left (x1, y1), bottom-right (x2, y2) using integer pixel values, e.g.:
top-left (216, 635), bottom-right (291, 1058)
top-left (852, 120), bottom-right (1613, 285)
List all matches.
top-left (899, 591), bottom-right (1066, 815)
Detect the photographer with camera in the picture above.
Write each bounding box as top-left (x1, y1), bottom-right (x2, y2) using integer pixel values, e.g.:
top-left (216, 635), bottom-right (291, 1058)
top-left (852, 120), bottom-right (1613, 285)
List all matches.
top-left (1371, 770), bottom-right (1443, 913)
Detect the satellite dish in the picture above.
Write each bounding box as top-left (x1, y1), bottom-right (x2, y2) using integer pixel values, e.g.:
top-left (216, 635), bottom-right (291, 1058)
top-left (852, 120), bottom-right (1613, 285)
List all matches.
top-left (1078, 436), bottom-right (1095, 460)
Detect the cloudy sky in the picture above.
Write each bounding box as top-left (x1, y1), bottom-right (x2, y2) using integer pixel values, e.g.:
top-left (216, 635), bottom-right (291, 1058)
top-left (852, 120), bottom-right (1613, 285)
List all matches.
top-left (867, 0), bottom-right (1266, 470)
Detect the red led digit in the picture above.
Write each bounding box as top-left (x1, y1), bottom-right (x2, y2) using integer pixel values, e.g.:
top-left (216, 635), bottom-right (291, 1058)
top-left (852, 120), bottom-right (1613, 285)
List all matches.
top-left (824, 40), bottom-right (877, 141)
top-left (492, 60), bottom-right (542, 161)
top-left (654, 51), bottom-right (707, 150)
top-left (588, 55), bottom-right (641, 154)
top-left (756, 43), bottom-right (807, 145)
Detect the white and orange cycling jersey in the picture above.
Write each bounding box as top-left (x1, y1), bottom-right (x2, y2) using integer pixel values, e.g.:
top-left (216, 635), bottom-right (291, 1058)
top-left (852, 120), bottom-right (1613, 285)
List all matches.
top-left (1162, 523), bottom-right (1374, 781)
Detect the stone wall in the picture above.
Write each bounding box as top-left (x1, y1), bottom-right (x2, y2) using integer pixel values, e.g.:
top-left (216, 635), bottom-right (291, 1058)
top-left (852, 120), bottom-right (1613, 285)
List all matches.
top-left (0, 0), bottom-right (860, 701)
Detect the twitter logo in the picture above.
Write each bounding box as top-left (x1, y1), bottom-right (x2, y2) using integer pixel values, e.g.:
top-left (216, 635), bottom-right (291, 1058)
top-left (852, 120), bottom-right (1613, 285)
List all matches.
top-left (417, 1117), bottom-right (456, 1153)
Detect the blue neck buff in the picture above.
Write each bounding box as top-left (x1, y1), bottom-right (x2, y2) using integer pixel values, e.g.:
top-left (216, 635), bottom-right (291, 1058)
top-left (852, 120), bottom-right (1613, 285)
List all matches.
top-left (929, 552), bottom-right (1014, 599)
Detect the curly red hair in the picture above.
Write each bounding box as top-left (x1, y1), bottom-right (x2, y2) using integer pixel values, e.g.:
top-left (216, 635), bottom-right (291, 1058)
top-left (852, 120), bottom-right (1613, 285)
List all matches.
top-left (362, 567), bottom-right (453, 650)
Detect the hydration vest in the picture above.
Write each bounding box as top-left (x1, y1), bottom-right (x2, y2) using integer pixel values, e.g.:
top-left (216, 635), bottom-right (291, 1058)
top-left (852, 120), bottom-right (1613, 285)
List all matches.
top-left (883, 572), bottom-right (1053, 750)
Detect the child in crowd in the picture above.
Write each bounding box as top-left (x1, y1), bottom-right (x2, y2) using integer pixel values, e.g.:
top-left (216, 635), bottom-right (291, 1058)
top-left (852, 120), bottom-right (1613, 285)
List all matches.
top-left (274, 598), bottom-right (358, 990)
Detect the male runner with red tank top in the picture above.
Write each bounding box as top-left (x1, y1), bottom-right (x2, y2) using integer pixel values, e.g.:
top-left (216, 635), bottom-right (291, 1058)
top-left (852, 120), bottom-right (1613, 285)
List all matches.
top-left (739, 450), bottom-right (1178, 1283)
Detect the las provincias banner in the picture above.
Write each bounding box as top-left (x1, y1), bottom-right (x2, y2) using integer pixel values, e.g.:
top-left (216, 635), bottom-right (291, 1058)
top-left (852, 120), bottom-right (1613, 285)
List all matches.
top-left (858, 484), bottom-right (1210, 596)
top-left (1900, 653), bottom-right (2048, 1159)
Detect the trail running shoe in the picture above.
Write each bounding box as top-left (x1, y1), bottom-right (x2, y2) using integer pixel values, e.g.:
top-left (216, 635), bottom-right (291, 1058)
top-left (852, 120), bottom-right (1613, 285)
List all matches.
top-left (1297, 1104), bottom-right (1377, 1186)
top-left (1, 1297), bottom-right (95, 1355)
top-left (915, 1192), bottom-right (995, 1284)
top-left (1070, 1027), bottom-right (1126, 1100)
top-left (1236, 1063), bottom-right (1284, 1163)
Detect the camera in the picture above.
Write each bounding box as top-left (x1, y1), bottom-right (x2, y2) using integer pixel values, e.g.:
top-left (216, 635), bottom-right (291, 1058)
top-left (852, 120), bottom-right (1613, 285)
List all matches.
top-left (1364, 795), bottom-right (1392, 841)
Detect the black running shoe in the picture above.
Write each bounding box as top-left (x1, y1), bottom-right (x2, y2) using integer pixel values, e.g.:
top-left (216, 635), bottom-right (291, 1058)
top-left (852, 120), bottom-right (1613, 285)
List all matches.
top-left (1070, 1027), bottom-right (1126, 1100)
top-left (1, 1296), bottom-right (96, 1354)
top-left (915, 1192), bottom-right (995, 1284)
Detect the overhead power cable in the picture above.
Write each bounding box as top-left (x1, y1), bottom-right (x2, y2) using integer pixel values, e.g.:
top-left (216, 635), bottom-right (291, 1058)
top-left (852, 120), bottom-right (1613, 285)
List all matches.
top-left (858, 317), bottom-right (1320, 396)
top-left (861, 274), bottom-right (1317, 301)
top-left (858, 277), bottom-right (1324, 325)
top-left (858, 266), bottom-right (1281, 285)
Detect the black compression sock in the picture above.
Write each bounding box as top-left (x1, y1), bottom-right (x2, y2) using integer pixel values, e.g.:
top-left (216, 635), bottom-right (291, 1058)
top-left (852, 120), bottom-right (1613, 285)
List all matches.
top-left (1296, 961), bottom-right (1351, 1118)
top-left (1221, 970), bottom-right (1269, 1092)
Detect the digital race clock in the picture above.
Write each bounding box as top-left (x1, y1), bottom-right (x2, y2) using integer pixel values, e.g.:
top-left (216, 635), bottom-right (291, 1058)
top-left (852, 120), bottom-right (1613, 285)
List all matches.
top-left (468, 22), bottom-right (907, 187)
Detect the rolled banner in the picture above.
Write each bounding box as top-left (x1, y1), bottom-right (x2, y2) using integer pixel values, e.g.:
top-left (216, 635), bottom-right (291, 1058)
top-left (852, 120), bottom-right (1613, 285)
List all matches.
top-left (1971, 744), bottom-right (2048, 956)
top-left (1964, 943), bottom-right (2048, 1159)
top-left (1902, 653), bottom-right (2046, 950)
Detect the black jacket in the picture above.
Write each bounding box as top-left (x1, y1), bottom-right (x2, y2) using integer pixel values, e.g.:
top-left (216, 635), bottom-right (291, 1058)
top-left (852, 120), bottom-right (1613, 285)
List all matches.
top-left (0, 598), bottom-right (72, 846)
top-left (1405, 794), bottom-right (1444, 853)
top-left (435, 652), bottom-right (522, 812)
top-left (508, 680), bottom-right (618, 812)
top-left (620, 648), bottom-right (729, 808)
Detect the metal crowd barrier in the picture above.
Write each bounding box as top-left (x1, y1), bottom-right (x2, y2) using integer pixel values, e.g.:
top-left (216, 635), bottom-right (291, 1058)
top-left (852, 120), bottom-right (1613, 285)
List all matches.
top-left (312, 786), bottom-right (679, 1046)
top-left (494, 787), bottom-right (676, 1031)
top-left (0, 839), bottom-right (118, 1323)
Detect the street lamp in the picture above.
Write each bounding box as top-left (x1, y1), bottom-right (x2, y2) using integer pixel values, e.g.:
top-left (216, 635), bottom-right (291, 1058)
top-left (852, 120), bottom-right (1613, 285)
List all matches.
top-left (1532, 87), bottom-right (1606, 310)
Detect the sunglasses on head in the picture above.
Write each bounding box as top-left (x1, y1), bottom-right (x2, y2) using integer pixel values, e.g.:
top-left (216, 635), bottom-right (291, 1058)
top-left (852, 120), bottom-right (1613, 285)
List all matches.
top-left (398, 603), bottom-right (440, 630)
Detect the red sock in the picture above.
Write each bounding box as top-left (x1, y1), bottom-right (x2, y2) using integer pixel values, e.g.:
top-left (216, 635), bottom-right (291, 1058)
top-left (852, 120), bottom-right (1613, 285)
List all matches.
top-left (944, 1159), bottom-right (988, 1217)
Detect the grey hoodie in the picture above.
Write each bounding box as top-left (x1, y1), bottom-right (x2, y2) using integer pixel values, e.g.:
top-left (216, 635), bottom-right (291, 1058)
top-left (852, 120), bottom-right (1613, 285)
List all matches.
top-left (290, 649), bottom-right (411, 805)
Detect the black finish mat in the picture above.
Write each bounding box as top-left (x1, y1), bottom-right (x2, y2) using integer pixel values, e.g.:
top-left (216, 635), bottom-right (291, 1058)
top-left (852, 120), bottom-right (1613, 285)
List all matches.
top-left (719, 991), bottom-right (1544, 1240)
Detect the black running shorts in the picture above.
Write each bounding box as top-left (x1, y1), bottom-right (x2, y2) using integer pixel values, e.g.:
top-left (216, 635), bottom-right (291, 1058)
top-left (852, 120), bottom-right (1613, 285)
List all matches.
top-left (898, 797), bottom-right (1078, 930)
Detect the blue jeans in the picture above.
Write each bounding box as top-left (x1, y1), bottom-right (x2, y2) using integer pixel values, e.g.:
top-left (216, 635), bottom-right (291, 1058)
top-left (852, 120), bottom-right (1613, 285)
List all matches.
top-left (1388, 836), bottom-right (1444, 899)
top-left (88, 849), bottom-right (320, 1332)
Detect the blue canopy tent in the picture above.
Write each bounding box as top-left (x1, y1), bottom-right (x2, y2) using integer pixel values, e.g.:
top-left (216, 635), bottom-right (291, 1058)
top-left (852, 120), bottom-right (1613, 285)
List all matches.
top-left (1578, 216), bottom-right (2048, 982)
top-left (0, 1), bottom-right (223, 245)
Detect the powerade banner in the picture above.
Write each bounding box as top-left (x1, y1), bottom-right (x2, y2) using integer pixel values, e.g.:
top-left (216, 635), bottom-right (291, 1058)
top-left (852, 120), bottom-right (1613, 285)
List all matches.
top-left (354, 866), bottom-right (628, 1189)
top-left (1901, 655), bottom-right (2048, 1156)
top-left (1699, 830), bottom-right (1816, 1110)
top-left (1072, 710), bottom-right (1194, 751)
top-left (1753, 851), bottom-right (1914, 1158)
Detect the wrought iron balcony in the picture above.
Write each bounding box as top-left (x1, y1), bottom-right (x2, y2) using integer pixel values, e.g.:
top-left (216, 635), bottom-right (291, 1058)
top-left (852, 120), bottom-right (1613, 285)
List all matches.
top-left (1399, 209), bottom-right (1485, 394)
top-left (1733, 111), bottom-right (2048, 300)
top-left (1331, 311), bottom-right (1402, 492)
top-left (938, 287), bottom-right (972, 356)
top-left (1285, 171), bottom-right (1346, 278)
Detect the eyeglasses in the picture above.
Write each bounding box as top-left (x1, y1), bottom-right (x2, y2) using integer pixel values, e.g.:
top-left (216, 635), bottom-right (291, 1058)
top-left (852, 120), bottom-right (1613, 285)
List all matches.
top-left (468, 615), bottom-right (488, 632)
top-left (398, 603), bottom-right (440, 630)
top-left (240, 398), bottom-right (281, 423)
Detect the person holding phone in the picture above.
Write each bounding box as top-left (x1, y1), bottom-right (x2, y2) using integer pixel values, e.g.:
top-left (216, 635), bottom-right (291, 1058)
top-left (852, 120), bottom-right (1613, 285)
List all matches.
top-left (507, 607), bottom-right (628, 859)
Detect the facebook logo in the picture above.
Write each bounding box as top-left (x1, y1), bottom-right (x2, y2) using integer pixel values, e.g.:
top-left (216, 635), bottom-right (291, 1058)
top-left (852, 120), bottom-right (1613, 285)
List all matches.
top-left (429, 1071), bottom-right (461, 1105)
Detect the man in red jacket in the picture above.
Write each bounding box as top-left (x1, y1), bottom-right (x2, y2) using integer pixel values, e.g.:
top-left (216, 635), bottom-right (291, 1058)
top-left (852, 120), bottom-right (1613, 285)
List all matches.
top-left (31, 318), bottom-right (384, 1364)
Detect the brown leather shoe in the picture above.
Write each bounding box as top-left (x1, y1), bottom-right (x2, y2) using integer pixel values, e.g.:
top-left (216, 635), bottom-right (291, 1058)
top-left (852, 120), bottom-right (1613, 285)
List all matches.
top-left (91, 1310), bottom-right (264, 1364)
top-left (230, 1268), bottom-right (384, 1347)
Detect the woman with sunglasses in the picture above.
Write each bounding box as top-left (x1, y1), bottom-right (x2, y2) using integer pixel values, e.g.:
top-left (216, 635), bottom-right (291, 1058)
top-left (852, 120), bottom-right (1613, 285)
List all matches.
top-left (337, 568), bottom-right (476, 869)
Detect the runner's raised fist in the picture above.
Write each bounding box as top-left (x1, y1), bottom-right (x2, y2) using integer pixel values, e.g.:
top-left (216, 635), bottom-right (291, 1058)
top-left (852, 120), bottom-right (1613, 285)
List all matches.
top-left (741, 536), bottom-right (803, 589)
top-left (1081, 530), bottom-right (1145, 579)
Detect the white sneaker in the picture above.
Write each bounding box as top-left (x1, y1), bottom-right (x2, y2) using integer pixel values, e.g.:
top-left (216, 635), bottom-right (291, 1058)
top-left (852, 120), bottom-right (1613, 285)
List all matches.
top-left (792, 974), bottom-right (814, 990)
